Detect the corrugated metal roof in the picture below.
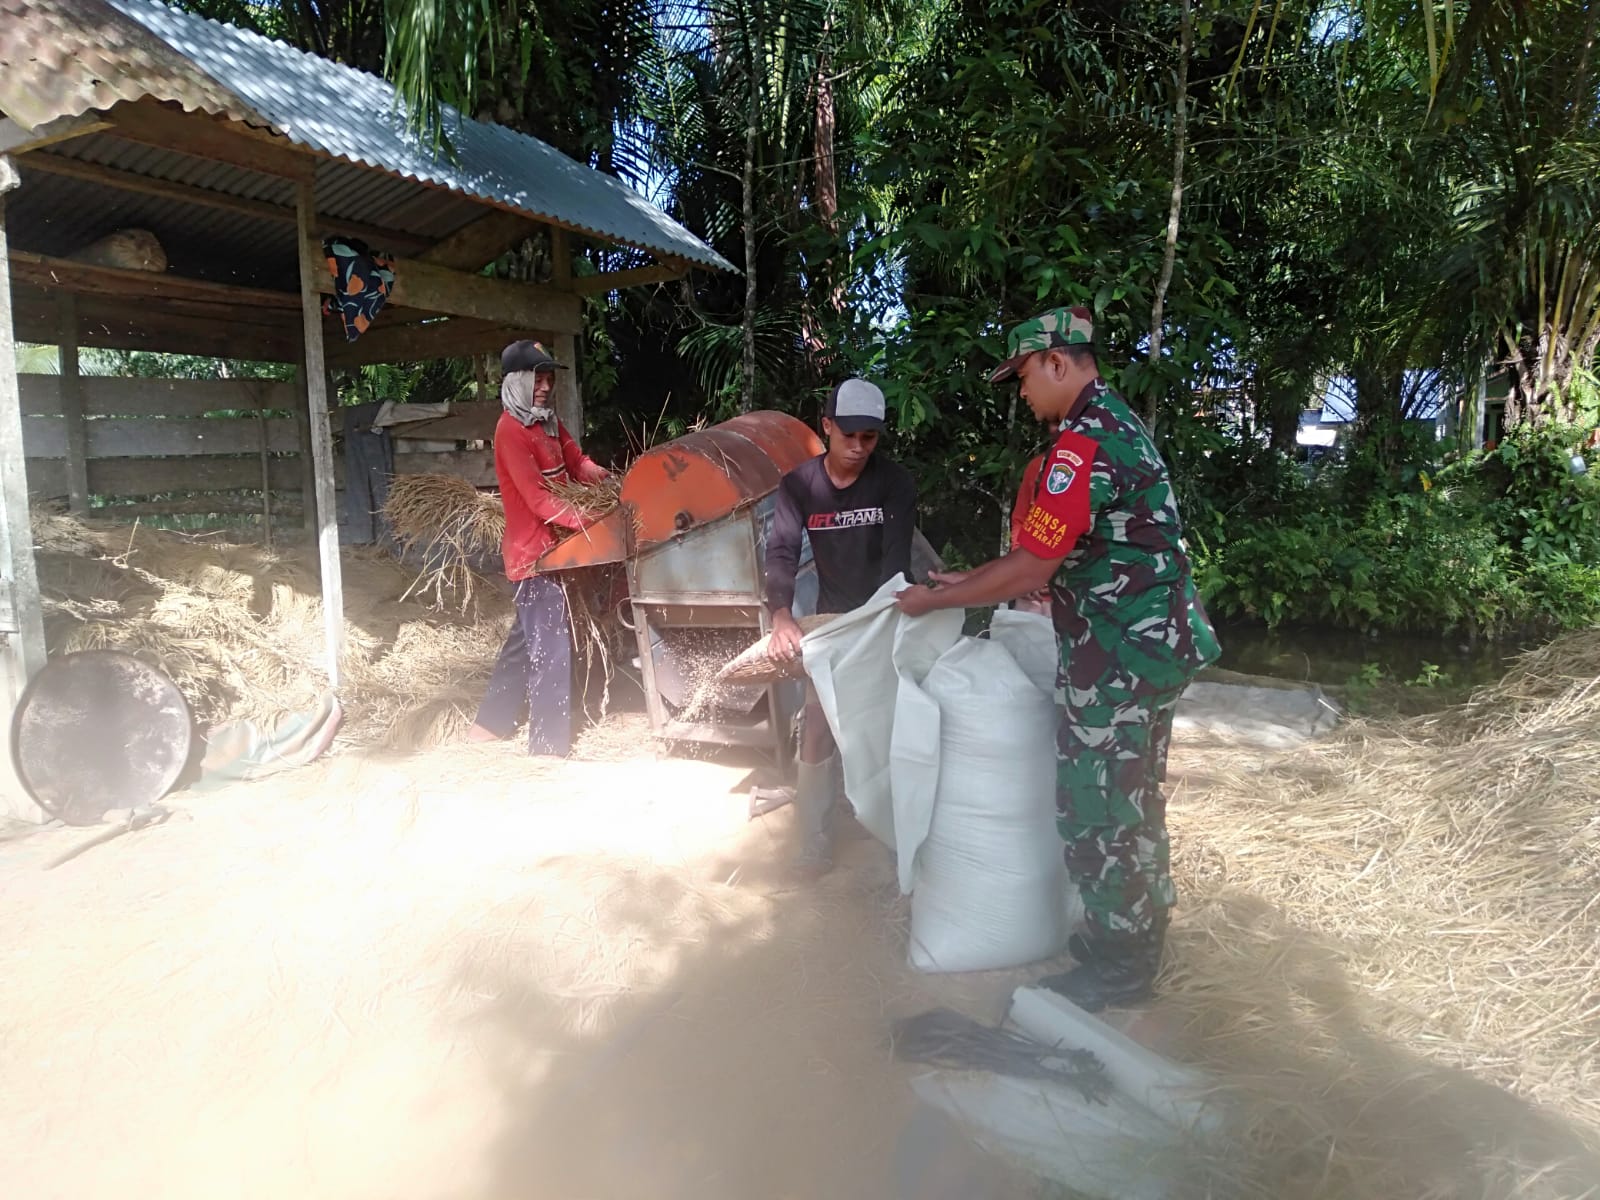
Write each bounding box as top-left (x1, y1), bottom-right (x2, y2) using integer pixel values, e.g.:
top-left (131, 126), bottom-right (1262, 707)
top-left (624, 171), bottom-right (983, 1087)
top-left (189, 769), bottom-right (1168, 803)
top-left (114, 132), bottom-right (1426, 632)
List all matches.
top-left (0, 0), bottom-right (253, 133)
top-left (103, 0), bottom-right (733, 271)
top-left (2, 0), bottom-right (730, 272)
top-left (7, 167), bottom-right (299, 287)
top-left (38, 131), bottom-right (484, 247)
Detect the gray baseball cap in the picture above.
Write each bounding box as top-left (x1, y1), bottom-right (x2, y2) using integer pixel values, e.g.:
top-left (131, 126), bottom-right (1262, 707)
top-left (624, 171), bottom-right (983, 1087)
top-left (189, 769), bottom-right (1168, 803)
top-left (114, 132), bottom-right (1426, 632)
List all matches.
top-left (825, 378), bottom-right (887, 434)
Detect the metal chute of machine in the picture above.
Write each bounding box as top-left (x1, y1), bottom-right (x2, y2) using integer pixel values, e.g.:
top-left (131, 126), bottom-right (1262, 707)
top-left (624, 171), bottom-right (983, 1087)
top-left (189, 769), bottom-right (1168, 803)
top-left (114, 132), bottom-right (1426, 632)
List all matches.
top-left (536, 411), bottom-right (823, 761)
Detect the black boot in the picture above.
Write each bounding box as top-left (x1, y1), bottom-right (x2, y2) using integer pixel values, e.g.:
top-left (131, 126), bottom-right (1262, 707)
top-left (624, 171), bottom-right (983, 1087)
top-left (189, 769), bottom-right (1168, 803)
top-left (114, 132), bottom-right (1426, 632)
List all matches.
top-left (1037, 946), bottom-right (1158, 1012)
top-left (1066, 931), bottom-right (1102, 964)
top-left (1042, 920), bottom-right (1166, 1012)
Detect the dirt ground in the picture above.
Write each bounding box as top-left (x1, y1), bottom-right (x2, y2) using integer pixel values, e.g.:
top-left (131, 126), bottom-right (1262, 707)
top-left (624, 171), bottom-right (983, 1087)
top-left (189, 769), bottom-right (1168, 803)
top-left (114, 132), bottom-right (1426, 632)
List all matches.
top-left (0, 715), bottom-right (1042, 1200)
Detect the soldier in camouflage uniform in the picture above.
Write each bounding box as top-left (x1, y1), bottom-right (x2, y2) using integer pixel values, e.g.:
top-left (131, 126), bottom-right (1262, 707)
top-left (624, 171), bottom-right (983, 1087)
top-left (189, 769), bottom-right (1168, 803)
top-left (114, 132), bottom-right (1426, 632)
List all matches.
top-left (896, 306), bottom-right (1219, 1010)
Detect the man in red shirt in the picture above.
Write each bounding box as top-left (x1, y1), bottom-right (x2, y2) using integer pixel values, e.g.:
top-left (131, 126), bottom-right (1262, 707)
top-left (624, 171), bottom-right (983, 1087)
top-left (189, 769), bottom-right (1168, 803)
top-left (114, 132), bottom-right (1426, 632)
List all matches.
top-left (466, 341), bottom-right (608, 755)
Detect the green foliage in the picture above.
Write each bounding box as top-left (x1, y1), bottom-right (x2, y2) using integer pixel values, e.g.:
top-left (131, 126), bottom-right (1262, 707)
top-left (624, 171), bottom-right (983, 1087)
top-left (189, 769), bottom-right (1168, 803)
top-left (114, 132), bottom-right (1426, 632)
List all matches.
top-left (159, 0), bottom-right (1600, 640)
top-left (1442, 423), bottom-right (1600, 561)
top-left (1195, 433), bottom-right (1600, 639)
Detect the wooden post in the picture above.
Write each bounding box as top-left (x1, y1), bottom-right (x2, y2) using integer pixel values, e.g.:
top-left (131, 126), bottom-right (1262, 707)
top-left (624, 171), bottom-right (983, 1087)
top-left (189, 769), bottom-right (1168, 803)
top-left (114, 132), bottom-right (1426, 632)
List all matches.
top-left (295, 179), bottom-right (344, 689)
top-left (56, 293), bottom-right (89, 515)
top-left (0, 161), bottom-right (49, 727)
top-left (251, 381), bottom-right (274, 548)
top-left (293, 340), bottom-right (317, 539)
top-left (549, 232), bottom-right (582, 433)
top-left (553, 331), bottom-right (581, 433)
top-left (1472, 367), bottom-right (1489, 451)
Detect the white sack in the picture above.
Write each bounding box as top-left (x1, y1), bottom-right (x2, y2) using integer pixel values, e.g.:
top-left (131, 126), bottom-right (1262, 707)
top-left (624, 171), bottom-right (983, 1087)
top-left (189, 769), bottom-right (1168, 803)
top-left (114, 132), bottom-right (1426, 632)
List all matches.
top-left (908, 634), bottom-right (1070, 972)
top-left (804, 585), bottom-right (1075, 972)
top-left (801, 576), bottom-right (962, 886)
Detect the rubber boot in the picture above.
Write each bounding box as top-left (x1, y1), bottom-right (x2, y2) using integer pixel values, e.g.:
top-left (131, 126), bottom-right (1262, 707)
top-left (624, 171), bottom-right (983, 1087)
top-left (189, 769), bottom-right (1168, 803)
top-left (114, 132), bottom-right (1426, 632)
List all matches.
top-left (1066, 931), bottom-right (1101, 964)
top-left (1068, 901), bottom-right (1169, 964)
top-left (788, 755), bottom-right (837, 880)
top-left (1041, 912), bottom-right (1167, 1012)
top-left (830, 755), bottom-right (871, 842)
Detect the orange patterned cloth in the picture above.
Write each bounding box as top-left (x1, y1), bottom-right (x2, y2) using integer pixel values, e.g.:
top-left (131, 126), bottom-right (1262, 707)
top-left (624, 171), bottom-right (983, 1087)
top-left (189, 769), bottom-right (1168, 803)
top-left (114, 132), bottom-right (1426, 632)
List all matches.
top-left (321, 237), bottom-right (395, 340)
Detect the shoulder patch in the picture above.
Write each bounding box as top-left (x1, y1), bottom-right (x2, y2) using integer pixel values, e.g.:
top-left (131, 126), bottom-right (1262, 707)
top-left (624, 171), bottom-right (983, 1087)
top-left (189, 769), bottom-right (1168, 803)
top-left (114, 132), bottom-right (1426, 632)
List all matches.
top-left (1044, 463), bottom-right (1076, 495)
top-left (1053, 448), bottom-right (1085, 468)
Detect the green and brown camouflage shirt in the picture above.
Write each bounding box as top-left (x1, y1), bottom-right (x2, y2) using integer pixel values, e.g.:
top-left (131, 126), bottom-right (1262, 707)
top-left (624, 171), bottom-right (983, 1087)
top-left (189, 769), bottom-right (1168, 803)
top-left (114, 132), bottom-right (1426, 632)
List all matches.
top-left (1014, 377), bottom-right (1220, 707)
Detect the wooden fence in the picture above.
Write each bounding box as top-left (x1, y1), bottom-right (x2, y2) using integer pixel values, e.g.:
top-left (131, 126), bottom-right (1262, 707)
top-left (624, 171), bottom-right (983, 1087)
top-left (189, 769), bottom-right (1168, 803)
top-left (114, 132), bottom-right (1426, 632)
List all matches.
top-left (17, 374), bottom-right (495, 536)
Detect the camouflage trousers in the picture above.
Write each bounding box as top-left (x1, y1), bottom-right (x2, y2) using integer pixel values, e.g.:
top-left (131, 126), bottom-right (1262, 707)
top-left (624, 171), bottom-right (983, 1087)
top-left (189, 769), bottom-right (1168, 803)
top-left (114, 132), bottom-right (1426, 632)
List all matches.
top-left (1056, 688), bottom-right (1182, 944)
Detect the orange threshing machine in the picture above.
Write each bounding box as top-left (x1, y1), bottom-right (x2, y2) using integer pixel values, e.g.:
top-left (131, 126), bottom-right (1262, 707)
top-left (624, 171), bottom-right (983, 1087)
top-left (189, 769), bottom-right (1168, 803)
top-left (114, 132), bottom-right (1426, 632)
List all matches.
top-left (535, 411), bottom-right (822, 762)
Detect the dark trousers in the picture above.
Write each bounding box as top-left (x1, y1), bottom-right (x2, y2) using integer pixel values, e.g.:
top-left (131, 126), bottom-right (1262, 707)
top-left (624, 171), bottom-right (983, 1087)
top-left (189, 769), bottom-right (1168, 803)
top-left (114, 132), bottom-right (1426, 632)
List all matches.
top-left (474, 575), bottom-right (572, 756)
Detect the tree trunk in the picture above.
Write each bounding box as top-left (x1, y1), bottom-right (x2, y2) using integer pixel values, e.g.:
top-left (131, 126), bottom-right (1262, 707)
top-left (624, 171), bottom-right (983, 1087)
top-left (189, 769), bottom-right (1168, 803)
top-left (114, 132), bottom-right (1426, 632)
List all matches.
top-left (813, 52), bottom-right (838, 234)
top-left (1144, 0), bottom-right (1191, 427)
top-left (739, 2), bottom-right (761, 414)
top-left (800, 40), bottom-right (839, 373)
top-left (1352, 362), bottom-right (1405, 464)
top-left (1263, 380), bottom-right (1301, 455)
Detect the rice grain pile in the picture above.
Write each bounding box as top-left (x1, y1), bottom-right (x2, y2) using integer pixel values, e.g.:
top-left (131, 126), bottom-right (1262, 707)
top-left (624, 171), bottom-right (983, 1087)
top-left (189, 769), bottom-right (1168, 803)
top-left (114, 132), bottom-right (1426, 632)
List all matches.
top-left (33, 511), bottom-right (509, 750)
top-left (381, 474), bottom-right (505, 611)
top-left (1162, 631), bottom-right (1600, 1199)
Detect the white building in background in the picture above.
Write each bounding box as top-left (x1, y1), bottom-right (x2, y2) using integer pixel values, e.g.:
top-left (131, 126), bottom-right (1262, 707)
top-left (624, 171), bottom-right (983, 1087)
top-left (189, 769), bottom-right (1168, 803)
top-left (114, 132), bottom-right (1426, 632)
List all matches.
top-left (1294, 371), bottom-right (1469, 461)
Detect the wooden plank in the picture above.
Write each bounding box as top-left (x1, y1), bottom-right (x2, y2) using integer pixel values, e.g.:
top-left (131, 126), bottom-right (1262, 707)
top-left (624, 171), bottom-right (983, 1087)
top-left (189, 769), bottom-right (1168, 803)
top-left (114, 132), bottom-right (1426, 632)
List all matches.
top-left (108, 100), bottom-right (316, 182)
top-left (551, 230), bottom-right (572, 285)
top-left (324, 316), bottom-right (553, 367)
top-left (419, 209), bottom-right (540, 271)
top-left (63, 317), bottom-right (297, 362)
top-left (553, 331), bottom-right (581, 433)
top-left (55, 294), bottom-right (89, 514)
top-left (47, 455), bottom-right (305, 498)
top-left (297, 178), bottom-right (345, 687)
top-left (22, 416), bottom-right (299, 459)
top-left (394, 450), bottom-right (497, 487)
top-left (304, 237), bottom-right (581, 333)
top-left (18, 375), bottom-right (299, 417)
top-left (9, 295), bottom-right (301, 362)
top-left (18, 152), bottom-right (434, 253)
top-left (13, 286), bottom-right (328, 333)
top-left (21, 457), bottom-right (63, 498)
top-left (93, 497), bottom-right (306, 519)
top-left (0, 115), bottom-right (111, 157)
top-left (94, 456), bottom-right (306, 495)
top-left (253, 393), bottom-right (274, 547)
top-left (0, 171), bottom-right (51, 747)
top-left (571, 262), bottom-right (686, 295)
top-left (386, 401), bottom-right (500, 443)
top-left (10, 250), bottom-right (300, 310)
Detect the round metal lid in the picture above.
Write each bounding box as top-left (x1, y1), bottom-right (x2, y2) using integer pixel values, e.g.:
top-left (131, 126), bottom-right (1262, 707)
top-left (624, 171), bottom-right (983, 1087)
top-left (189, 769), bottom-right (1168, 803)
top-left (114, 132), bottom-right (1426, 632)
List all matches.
top-left (11, 650), bottom-right (192, 826)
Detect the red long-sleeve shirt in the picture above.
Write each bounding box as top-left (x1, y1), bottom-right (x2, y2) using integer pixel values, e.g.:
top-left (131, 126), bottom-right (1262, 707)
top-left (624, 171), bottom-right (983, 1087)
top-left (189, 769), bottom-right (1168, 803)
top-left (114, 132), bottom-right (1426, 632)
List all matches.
top-left (1010, 454), bottom-right (1045, 548)
top-left (494, 411), bottom-right (605, 580)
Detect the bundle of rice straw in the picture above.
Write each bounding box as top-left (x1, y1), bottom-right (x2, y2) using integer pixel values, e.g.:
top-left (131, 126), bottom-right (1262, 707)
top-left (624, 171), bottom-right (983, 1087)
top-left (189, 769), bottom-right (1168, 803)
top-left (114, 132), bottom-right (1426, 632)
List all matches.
top-left (381, 474), bottom-right (505, 611)
top-left (715, 614), bottom-right (835, 684)
top-left (1156, 629), bottom-right (1600, 1200)
top-left (546, 475), bottom-right (629, 545)
top-left (32, 510), bottom-right (510, 752)
top-left (546, 474), bottom-right (622, 518)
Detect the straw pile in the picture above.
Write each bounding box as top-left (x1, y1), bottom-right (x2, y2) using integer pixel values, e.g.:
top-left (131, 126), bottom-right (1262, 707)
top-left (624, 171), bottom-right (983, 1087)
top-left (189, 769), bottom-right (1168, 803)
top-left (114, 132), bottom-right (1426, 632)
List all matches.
top-left (33, 510), bottom-right (509, 750)
top-left (1163, 630), bottom-right (1600, 1199)
top-left (381, 474), bottom-right (505, 611)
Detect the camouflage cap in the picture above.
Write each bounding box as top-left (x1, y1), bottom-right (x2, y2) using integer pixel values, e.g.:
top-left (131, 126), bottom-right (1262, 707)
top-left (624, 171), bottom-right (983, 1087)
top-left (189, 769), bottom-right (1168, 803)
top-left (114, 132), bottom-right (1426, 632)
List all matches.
top-left (988, 306), bottom-right (1094, 384)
